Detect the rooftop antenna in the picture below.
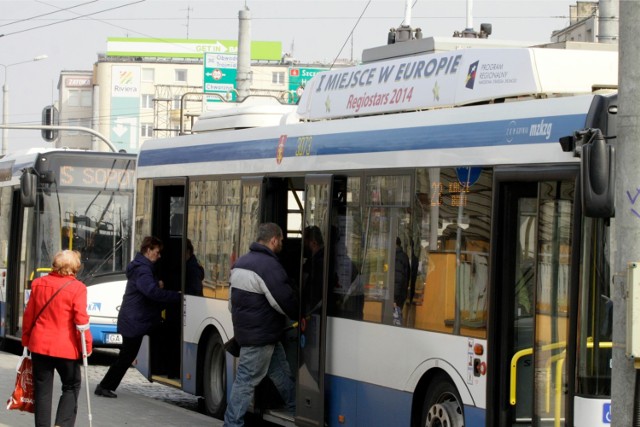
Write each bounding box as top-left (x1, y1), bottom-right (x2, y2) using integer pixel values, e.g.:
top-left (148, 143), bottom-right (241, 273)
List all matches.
top-left (388, 0), bottom-right (422, 44)
top-left (453, 0), bottom-right (492, 38)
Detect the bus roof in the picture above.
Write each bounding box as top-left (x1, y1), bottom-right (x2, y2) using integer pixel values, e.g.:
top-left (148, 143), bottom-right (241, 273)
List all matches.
top-left (296, 47), bottom-right (617, 120)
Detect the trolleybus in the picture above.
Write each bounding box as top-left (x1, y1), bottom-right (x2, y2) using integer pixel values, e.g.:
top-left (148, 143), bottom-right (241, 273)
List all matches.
top-left (0, 148), bottom-right (136, 348)
top-left (133, 45), bottom-right (617, 426)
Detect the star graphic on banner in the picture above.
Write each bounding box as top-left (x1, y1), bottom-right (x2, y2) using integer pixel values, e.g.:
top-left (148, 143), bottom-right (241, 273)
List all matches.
top-left (433, 81), bottom-right (440, 101)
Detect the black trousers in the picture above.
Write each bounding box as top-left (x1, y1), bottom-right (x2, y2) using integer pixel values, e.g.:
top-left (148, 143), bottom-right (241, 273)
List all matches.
top-left (99, 335), bottom-right (143, 391)
top-left (32, 352), bottom-right (81, 427)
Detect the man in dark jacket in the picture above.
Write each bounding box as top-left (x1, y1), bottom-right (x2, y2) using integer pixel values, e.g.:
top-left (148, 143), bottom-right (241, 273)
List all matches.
top-left (94, 236), bottom-right (180, 398)
top-left (224, 223), bottom-right (298, 427)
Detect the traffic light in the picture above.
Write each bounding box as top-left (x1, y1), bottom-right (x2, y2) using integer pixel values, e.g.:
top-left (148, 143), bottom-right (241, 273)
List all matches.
top-left (41, 105), bottom-right (58, 142)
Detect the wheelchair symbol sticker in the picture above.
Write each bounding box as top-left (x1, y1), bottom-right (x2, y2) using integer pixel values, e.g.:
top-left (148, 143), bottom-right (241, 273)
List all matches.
top-left (603, 402), bottom-right (611, 424)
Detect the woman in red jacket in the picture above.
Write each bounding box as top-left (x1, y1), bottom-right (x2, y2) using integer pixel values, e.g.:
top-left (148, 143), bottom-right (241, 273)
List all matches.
top-left (22, 250), bottom-right (93, 427)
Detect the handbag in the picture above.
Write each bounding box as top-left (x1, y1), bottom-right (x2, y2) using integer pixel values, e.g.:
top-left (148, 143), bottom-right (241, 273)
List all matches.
top-left (6, 347), bottom-right (35, 413)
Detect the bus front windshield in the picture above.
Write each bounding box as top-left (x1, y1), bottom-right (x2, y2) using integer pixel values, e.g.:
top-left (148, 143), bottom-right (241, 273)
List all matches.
top-left (36, 188), bottom-right (133, 282)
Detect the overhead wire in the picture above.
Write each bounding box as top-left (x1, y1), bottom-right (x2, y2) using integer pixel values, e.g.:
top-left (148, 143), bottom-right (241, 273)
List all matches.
top-left (0, 0), bottom-right (99, 29)
top-left (0, 0), bottom-right (146, 37)
top-left (330, 0), bottom-right (372, 69)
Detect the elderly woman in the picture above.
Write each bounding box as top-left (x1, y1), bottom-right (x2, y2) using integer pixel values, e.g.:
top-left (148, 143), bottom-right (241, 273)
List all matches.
top-left (22, 250), bottom-right (93, 427)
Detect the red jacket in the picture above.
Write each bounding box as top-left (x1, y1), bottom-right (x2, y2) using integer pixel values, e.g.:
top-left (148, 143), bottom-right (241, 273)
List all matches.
top-left (22, 273), bottom-right (93, 359)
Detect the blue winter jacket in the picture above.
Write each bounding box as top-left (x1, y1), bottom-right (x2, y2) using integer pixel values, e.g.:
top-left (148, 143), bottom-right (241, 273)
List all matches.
top-left (229, 242), bottom-right (298, 346)
top-left (117, 252), bottom-right (180, 338)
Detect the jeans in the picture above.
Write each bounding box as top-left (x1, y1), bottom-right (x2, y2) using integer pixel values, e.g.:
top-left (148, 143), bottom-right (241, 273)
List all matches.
top-left (32, 353), bottom-right (81, 427)
top-left (224, 342), bottom-right (295, 427)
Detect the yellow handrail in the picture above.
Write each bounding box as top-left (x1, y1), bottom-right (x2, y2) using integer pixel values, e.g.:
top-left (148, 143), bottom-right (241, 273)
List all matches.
top-left (510, 341), bottom-right (566, 406)
top-left (29, 267), bottom-right (52, 281)
top-left (555, 357), bottom-right (565, 427)
top-left (545, 350), bottom-right (567, 412)
top-left (510, 348), bottom-right (532, 405)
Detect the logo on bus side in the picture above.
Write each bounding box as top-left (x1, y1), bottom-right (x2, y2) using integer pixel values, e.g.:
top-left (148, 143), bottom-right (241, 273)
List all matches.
top-left (276, 135), bottom-right (287, 164)
top-left (506, 119), bottom-right (553, 143)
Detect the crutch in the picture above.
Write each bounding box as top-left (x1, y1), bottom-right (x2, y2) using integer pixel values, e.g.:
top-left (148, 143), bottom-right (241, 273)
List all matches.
top-left (77, 323), bottom-right (93, 427)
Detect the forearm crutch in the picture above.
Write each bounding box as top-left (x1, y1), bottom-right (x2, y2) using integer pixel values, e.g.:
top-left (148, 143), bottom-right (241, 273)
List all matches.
top-left (77, 323), bottom-right (93, 427)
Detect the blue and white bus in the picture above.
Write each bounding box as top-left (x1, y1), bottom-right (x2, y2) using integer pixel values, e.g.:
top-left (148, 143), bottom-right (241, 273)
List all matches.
top-left (133, 45), bottom-right (617, 426)
top-left (0, 148), bottom-right (136, 348)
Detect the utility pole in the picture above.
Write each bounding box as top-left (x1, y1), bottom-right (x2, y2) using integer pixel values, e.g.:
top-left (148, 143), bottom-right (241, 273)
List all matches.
top-left (613, 1), bottom-right (639, 425)
top-left (236, 5), bottom-right (251, 102)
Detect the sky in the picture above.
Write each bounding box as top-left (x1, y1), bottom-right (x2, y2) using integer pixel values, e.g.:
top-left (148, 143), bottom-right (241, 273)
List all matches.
top-left (0, 0), bottom-right (577, 153)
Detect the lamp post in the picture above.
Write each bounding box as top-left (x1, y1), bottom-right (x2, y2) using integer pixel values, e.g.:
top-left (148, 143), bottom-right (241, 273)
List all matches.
top-left (1, 54), bottom-right (48, 156)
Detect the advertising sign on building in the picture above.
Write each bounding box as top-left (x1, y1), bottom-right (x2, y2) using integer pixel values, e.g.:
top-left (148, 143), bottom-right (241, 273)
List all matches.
top-left (107, 38), bottom-right (281, 61)
top-left (203, 53), bottom-right (238, 102)
top-left (110, 65), bottom-right (140, 151)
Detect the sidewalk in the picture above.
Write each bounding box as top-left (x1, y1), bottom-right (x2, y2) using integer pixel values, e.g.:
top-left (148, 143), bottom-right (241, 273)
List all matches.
top-left (1, 350), bottom-right (223, 427)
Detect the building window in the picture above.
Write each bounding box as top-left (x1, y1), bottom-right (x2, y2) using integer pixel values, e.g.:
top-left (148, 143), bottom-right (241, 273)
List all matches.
top-left (272, 71), bottom-right (285, 85)
top-left (175, 69), bottom-right (187, 82)
top-left (141, 94), bottom-right (154, 109)
top-left (68, 89), bottom-right (92, 107)
top-left (142, 68), bottom-right (155, 82)
top-left (141, 123), bottom-right (154, 137)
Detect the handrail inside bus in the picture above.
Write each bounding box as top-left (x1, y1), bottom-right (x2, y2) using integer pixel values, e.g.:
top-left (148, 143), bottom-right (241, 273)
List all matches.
top-left (510, 341), bottom-right (566, 406)
top-left (510, 339), bottom-right (613, 414)
top-left (29, 268), bottom-right (52, 281)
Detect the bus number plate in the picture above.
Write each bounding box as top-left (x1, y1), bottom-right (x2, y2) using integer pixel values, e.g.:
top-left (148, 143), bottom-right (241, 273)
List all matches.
top-left (105, 333), bottom-right (123, 344)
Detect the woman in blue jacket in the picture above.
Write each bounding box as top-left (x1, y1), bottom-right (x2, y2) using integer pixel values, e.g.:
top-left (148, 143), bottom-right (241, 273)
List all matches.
top-left (94, 236), bottom-right (180, 398)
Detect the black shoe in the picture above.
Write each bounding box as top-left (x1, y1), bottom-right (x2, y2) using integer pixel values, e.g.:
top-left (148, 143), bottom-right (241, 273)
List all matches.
top-left (94, 385), bottom-right (117, 398)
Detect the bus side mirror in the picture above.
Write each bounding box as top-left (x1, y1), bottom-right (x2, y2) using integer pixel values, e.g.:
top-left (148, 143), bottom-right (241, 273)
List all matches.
top-left (20, 168), bottom-right (37, 207)
top-left (582, 130), bottom-right (615, 218)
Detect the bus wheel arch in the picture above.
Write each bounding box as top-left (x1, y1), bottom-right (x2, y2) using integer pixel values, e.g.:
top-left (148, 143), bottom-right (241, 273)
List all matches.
top-left (412, 369), bottom-right (465, 427)
top-left (198, 328), bottom-right (227, 419)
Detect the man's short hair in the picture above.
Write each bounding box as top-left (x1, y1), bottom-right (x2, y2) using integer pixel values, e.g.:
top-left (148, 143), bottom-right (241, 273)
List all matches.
top-left (257, 223), bottom-right (282, 243)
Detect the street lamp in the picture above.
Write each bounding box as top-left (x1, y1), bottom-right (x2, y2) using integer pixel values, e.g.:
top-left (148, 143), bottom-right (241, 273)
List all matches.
top-left (1, 54), bottom-right (48, 156)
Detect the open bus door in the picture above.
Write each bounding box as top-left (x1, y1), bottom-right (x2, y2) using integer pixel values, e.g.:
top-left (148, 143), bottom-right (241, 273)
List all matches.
top-left (134, 181), bottom-right (186, 385)
top-left (296, 174), bottom-right (344, 427)
top-left (491, 169), bottom-right (579, 427)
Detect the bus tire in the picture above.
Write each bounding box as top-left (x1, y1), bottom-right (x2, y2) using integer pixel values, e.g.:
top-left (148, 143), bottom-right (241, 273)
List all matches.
top-left (202, 333), bottom-right (227, 418)
top-left (421, 374), bottom-right (464, 427)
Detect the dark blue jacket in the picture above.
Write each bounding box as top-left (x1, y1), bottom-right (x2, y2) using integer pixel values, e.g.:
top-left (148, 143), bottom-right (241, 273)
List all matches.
top-left (117, 252), bottom-right (180, 338)
top-left (185, 254), bottom-right (204, 296)
top-left (229, 242), bottom-right (298, 346)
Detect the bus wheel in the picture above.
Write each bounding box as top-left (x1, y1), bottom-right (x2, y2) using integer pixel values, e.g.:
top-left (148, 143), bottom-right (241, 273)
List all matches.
top-left (202, 333), bottom-right (226, 418)
top-left (421, 375), bottom-right (464, 427)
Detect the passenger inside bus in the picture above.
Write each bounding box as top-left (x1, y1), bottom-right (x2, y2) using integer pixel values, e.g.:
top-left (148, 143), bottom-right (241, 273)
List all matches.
top-left (393, 237), bottom-right (411, 326)
top-left (302, 225), bottom-right (325, 316)
top-left (60, 226), bottom-right (86, 251)
top-left (185, 239), bottom-right (204, 297)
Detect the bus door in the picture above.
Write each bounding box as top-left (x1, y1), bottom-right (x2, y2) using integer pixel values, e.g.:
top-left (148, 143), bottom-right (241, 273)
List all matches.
top-left (3, 189), bottom-right (26, 347)
top-left (491, 170), bottom-right (578, 427)
top-left (297, 174), bottom-right (344, 427)
top-left (135, 180), bottom-right (186, 385)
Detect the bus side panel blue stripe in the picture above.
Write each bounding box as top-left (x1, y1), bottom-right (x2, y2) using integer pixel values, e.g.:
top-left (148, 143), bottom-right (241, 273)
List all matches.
top-left (464, 405), bottom-right (486, 427)
top-left (326, 375), bottom-right (412, 427)
top-left (182, 341), bottom-right (198, 395)
top-left (326, 374), bottom-right (485, 427)
top-left (139, 113), bottom-right (586, 168)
